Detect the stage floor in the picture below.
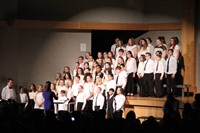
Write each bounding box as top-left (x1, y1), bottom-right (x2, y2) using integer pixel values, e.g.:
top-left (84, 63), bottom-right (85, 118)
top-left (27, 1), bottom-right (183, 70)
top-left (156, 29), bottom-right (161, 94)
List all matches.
top-left (123, 94), bottom-right (195, 120)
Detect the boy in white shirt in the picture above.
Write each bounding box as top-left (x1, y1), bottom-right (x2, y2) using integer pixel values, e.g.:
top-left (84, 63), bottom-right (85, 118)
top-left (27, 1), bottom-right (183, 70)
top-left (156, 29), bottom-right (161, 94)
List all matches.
top-left (56, 90), bottom-right (69, 120)
top-left (18, 86), bottom-right (29, 112)
top-left (92, 87), bottom-right (105, 111)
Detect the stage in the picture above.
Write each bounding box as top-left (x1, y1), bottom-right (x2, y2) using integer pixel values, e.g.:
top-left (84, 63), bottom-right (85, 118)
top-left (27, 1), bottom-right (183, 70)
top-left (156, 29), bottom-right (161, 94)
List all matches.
top-left (123, 94), bottom-right (195, 121)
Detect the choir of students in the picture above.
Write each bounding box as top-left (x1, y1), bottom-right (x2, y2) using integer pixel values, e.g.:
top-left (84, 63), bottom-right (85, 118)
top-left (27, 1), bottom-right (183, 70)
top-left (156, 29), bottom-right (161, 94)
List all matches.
top-left (1, 36), bottom-right (183, 119)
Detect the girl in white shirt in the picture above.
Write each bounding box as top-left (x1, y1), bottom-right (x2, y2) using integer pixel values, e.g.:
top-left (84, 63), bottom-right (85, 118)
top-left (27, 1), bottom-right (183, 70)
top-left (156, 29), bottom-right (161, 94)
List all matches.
top-left (18, 86), bottom-right (29, 112)
top-left (125, 51), bottom-right (137, 96)
top-left (137, 54), bottom-right (145, 96)
top-left (169, 37), bottom-right (181, 59)
top-left (34, 84), bottom-right (44, 110)
top-left (113, 87), bottom-right (126, 119)
top-left (75, 85), bottom-right (86, 111)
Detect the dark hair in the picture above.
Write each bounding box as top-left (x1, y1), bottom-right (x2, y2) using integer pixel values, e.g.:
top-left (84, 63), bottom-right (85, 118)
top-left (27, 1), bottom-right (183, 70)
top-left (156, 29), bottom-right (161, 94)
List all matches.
top-left (140, 54), bottom-right (146, 61)
top-left (44, 81), bottom-right (51, 91)
top-left (76, 67), bottom-right (84, 76)
top-left (120, 63), bottom-right (125, 68)
top-left (96, 64), bottom-right (102, 69)
top-left (60, 90), bottom-right (66, 94)
top-left (118, 48), bottom-right (125, 53)
top-left (117, 86), bottom-right (124, 95)
top-left (64, 72), bottom-right (72, 80)
top-left (171, 37), bottom-right (179, 44)
top-left (158, 36), bottom-right (166, 44)
top-left (108, 73), bottom-right (114, 78)
top-left (156, 50), bottom-right (162, 58)
top-left (109, 88), bottom-right (115, 92)
top-left (75, 75), bottom-right (80, 79)
top-left (19, 86), bottom-right (24, 91)
top-left (145, 52), bottom-right (151, 57)
top-left (146, 37), bottom-right (152, 43)
top-left (115, 66), bottom-right (121, 70)
top-left (30, 83), bottom-right (37, 92)
top-left (168, 48), bottom-right (174, 53)
top-left (7, 78), bottom-right (13, 82)
top-left (84, 73), bottom-right (93, 82)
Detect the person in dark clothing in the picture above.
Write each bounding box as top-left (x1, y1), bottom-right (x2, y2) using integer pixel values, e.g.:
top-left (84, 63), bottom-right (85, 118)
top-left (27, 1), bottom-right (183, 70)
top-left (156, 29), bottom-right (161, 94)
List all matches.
top-left (163, 92), bottom-right (181, 119)
top-left (106, 88), bottom-right (115, 119)
top-left (42, 81), bottom-right (58, 117)
top-left (175, 52), bottom-right (185, 95)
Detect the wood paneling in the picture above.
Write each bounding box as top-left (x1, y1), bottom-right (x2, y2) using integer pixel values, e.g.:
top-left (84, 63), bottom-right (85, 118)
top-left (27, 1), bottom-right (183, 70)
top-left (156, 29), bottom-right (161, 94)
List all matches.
top-left (123, 95), bottom-right (194, 119)
top-left (181, 0), bottom-right (196, 92)
top-left (0, 19), bottom-right (181, 31)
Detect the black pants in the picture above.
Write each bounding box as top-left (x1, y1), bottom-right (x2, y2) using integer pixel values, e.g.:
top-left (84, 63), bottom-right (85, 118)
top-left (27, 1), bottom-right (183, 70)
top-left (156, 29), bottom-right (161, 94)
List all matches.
top-left (138, 77), bottom-right (144, 96)
top-left (113, 110), bottom-right (123, 119)
top-left (94, 106), bottom-right (100, 111)
top-left (155, 73), bottom-right (164, 97)
top-left (107, 109), bottom-right (114, 119)
top-left (143, 73), bottom-right (154, 97)
top-left (77, 102), bottom-right (83, 111)
top-left (166, 74), bottom-right (176, 95)
top-left (126, 72), bottom-right (136, 95)
top-left (85, 100), bottom-right (93, 112)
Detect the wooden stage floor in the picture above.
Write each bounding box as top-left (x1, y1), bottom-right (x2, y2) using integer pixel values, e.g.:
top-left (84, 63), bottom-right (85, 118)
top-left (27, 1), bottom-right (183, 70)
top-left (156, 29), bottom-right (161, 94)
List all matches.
top-left (123, 94), bottom-right (195, 120)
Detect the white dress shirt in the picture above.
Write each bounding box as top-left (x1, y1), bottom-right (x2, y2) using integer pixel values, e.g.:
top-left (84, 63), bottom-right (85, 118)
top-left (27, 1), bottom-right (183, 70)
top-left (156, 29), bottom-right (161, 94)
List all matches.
top-left (34, 92), bottom-right (44, 109)
top-left (111, 43), bottom-right (117, 55)
top-left (165, 55), bottom-right (177, 74)
top-left (29, 91), bottom-right (36, 100)
top-left (72, 83), bottom-right (82, 97)
top-left (75, 91), bottom-right (86, 109)
top-left (115, 46), bottom-right (126, 58)
top-left (19, 93), bottom-right (29, 108)
top-left (138, 47), bottom-right (150, 59)
top-left (57, 96), bottom-right (68, 111)
top-left (154, 60), bottom-right (165, 78)
top-left (1, 86), bottom-right (16, 101)
top-left (114, 71), bottom-right (127, 89)
top-left (106, 80), bottom-right (116, 93)
top-left (144, 59), bottom-right (155, 74)
top-left (57, 85), bottom-right (68, 98)
top-left (126, 57), bottom-right (137, 74)
top-left (83, 82), bottom-right (94, 100)
top-left (137, 61), bottom-right (145, 77)
top-left (92, 93), bottom-right (105, 111)
top-left (126, 45), bottom-right (135, 55)
top-left (113, 94), bottom-right (126, 111)
top-left (94, 84), bottom-right (105, 95)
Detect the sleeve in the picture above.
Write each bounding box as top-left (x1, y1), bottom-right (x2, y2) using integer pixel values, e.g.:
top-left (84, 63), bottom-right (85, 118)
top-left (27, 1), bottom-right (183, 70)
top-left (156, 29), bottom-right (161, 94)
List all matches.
top-left (1, 87), bottom-right (6, 100)
top-left (117, 96), bottom-right (125, 110)
top-left (122, 75), bottom-right (127, 89)
top-left (160, 61), bottom-right (165, 78)
top-left (82, 94), bottom-right (87, 110)
top-left (113, 97), bottom-right (116, 111)
top-left (24, 94), bottom-right (29, 108)
top-left (100, 95), bottom-right (105, 110)
top-left (172, 57), bottom-right (177, 74)
top-left (133, 58), bottom-right (137, 73)
top-left (92, 95), bottom-right (95, 111)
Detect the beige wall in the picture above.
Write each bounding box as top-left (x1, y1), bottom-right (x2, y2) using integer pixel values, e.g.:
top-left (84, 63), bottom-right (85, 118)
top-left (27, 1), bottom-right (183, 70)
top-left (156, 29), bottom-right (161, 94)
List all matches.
top-left (68, 0), bottom-right (182, 23)
top-left (0, 30), bottom-right (91, 92)
top-left (135, 30), bottom-right (181, 47)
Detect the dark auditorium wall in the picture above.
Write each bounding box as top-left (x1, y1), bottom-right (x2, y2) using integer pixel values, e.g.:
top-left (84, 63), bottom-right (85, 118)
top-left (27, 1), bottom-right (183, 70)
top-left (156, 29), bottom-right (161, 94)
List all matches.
top-left (0, 0), bottom-right (182, 22)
